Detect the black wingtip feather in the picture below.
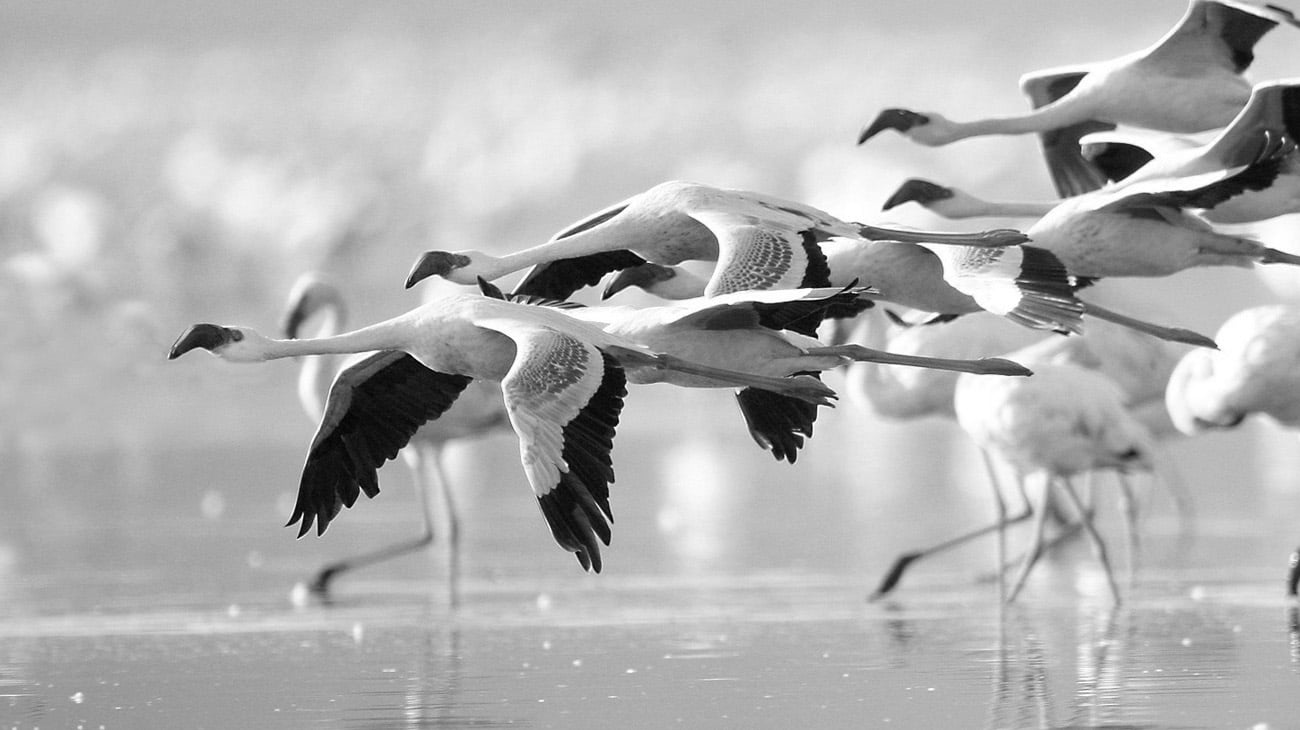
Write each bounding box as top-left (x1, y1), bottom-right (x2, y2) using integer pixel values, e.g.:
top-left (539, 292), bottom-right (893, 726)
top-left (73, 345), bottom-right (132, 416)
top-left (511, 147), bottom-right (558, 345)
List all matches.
top-left (734, 379), bottom-right (822, 464)
top-left (534, 353), bottom-right (626, 572)
top-left (512, 250), bottom-right (647, 300)
top-left (1008, 246), bottom-right (1086, 334)
top-left (286, 353), bottom-right (473, 537)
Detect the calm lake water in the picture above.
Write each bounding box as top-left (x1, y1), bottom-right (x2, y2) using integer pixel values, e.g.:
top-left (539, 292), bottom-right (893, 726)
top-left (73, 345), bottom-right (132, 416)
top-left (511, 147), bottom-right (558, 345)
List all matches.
top-left (4, 393), bottom-right (1300, 729)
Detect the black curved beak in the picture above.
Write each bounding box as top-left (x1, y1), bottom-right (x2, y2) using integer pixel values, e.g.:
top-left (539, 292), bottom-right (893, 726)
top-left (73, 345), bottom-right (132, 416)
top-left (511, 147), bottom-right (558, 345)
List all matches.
top-left (168, 323), bottom-right (235, 359)
top-left (405, 251), bottom-right (468, 289)
top-left (881, 178), bottom-right (955, 211)
top-left (601, 263), bottom-right (676, 300)
top-left (857, 108), bottom-right (930, 145)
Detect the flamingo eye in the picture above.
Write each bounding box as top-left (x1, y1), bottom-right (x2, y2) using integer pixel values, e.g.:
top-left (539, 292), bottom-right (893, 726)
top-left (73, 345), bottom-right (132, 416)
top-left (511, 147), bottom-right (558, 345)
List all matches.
top-left (229, 329), bottom-right (244, 342)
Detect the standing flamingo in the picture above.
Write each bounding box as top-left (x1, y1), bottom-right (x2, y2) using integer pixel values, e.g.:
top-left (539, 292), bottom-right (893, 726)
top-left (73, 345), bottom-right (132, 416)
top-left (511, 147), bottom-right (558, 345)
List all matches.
top-left (952, 364), bottom-right (1162, 604)
top-left (862, 308), bottom-right (1186, 600)
top-left (1164, 304), bottom-right (1300, 595)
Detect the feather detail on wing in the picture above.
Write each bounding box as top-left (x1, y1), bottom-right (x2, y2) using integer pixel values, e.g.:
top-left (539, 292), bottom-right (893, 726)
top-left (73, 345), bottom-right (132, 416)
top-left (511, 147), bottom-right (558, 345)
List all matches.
top-left (689, 209), bottom-right (825, 298)
top-left (478, 318), bottom-right (626, 572)
top-left (287, 351), bottom-right (473, 537)
top-left (935, 245), bottom-right (1085, 334)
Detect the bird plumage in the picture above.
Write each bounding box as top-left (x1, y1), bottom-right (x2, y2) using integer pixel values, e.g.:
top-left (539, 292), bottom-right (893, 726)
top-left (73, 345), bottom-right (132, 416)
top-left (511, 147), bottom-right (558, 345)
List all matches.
top-left (1166, 304), bottom-right (1300, 433)
top-left (169, 291), bottom-right (839, 572)
top-left (859, 0), bottom-right (1297, 195)
top-left (403, 181), bottom-right (1030, 304)
top-left (280, 274), bottom-right (509, 594)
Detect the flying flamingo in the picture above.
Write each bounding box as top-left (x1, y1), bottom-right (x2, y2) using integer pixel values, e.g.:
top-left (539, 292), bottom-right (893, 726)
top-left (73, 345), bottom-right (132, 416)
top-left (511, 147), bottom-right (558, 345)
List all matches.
top-left (280, 273), bottom-right (510, 597)
top-left (168, 289), bottom-right (842, 573)
top-left (859, 0), bottom-right (1299, 194)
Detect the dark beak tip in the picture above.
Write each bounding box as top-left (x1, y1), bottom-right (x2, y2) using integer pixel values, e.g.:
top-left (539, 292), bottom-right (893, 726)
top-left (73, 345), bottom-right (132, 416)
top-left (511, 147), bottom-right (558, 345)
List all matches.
top-left (881, 179), bottom-right (950, 211)
top-left (857, 108), bottom-right (927, 145)
top-left (403, 263), bottom-right (424, 290)
top-left (167, 323), bottom-right (227, 360)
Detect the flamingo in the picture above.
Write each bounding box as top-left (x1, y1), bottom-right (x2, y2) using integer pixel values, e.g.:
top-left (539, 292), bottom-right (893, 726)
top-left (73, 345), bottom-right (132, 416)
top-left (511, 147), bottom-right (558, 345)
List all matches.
top-left (884, 135), bottom-right (1300, 280)
top-left (859, 0), bottom-right (1298, 192)
top-left (168, 290), bottom-right (841, 573)
top-left (951, 363), bottom-right (1163, 604)
top-left (861, 310), bottom-right (1186, 600)
top-left (462, 277), bottom-right (1036, 464)
top-left (280, 274), bottom-right (510, 596)
top-left (1164, 304), bottom-right (1300, 596)
top-left (403, 180), bottom-right (1030, 303)
top-left (883, 79), bottom-right (1300, 225)
top-left (1165, 304), bottom-right (1300, 432)
top-left (597, 241), bottom-right (1217, 349)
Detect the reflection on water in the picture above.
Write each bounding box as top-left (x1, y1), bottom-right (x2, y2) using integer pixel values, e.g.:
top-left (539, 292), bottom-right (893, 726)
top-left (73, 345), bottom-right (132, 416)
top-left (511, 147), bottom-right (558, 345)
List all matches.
top-left (4, 426), bottom-right (1300, 728)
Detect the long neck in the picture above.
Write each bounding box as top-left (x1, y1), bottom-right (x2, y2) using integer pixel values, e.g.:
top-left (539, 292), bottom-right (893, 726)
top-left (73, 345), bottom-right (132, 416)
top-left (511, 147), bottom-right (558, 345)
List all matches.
top-left (263, 317), bottom-right (409, 360)
top-left (297, 306), bottom-right (344, 422)
top-left (471, 220), bottom-right (633, 281)
top-left (950, 101), bottom-right (1086, 141)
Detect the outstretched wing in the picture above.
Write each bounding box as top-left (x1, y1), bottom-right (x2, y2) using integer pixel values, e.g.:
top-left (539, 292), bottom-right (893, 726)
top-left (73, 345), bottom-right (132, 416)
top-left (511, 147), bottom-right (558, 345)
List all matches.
top-left (688, 209), bottom-right (832, 300)
top-left (475, 317), bottom-right (627, 573)
top-left (1100, 131), bottom-right (1293, 213)
top-left (512, 249), bottom-right (649, 300)
top-left (667, 285), bottom-right (874, 337)
top-left (1145, 0), bottom-right (1291, 73)
top-left (287, 351), bottom-right (473, 537)
top-left (734, 382), bottom-right (820, 464)
top-left (931, 245), bottom-right (1085, 334)
top-left (1201, 80), bottom-right (1300, 168)
top-left (1021, 68), bottom-right (1121, 197)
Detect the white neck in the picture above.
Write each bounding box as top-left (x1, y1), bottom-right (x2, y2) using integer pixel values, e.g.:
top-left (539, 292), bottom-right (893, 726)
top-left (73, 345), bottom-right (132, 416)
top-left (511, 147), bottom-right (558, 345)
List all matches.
top-left (257, 318), bottom-right (408, 361)
top-left (948, 101), bottom-right (1087, 141)
top-left (461, 222), bottom-right (632, 282)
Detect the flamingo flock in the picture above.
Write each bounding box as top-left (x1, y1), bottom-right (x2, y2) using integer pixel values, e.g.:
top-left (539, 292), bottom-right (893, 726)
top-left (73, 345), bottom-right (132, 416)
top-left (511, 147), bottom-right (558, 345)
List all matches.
top-left (168, 0), bottom-right (1300, 606)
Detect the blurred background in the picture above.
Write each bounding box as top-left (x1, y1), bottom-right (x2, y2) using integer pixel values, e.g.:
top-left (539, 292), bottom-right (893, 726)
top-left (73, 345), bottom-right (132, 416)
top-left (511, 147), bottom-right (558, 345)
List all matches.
top-left (2, 0), bottom-right (1299, 586)
top-left (5, 2), bottom-right (1300, 725)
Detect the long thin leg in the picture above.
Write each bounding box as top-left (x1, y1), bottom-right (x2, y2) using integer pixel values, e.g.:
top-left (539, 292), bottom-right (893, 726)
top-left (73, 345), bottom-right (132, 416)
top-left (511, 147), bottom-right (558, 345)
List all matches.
top-left (428, 452), bottom-right (463, 609)
top-left (1116, 472), bottom-right (1140, 587)
top-left (1288, 547), bottom-right (1300, 597)
top-left (308, 442), bottom-right (442, 595)
top-left (867, 451), bottom-right (1031, 601)
top-left (1058, 476), bottom-right (1122, 605)
top-left (867, 506), bottom-right (1034, 601)
top-left (857, 223), bottom-right (1029, 248)
top-left (1080, 300), bottom-right (1217, 349)
top-left (982, 449), bottom-right (1010, 604)
top-left (1007, 474), bottom-right (1053, 603)
top-left (804, 344), bottom-right (1031, 376)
